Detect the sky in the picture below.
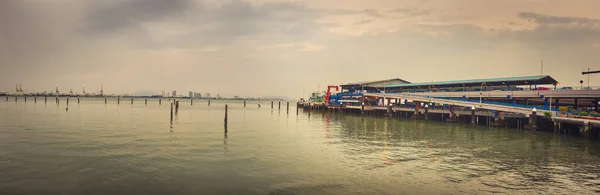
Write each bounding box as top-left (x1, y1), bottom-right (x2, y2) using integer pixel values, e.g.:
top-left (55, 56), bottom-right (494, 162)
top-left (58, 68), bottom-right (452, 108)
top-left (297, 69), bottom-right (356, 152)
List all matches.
top-left (1, 0), bottom-right (600, 98)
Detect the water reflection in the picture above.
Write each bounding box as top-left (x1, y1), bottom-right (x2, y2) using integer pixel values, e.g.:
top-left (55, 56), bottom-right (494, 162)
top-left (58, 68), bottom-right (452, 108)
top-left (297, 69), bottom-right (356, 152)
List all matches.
top-left (319, 112), bottom-right (600, 194)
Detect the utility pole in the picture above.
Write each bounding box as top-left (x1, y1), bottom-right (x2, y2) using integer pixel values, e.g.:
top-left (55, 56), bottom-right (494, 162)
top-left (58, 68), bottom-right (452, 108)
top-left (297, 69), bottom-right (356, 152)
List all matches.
top-left (588, 68), bottom-right (590, 89)
top-left (541, 60), bottom-right (543, 76)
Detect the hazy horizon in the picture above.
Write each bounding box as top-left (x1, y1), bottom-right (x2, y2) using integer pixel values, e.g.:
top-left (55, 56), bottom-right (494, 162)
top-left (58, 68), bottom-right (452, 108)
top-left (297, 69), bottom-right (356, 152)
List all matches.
top-left (2, 0), bottom-right (600, 98)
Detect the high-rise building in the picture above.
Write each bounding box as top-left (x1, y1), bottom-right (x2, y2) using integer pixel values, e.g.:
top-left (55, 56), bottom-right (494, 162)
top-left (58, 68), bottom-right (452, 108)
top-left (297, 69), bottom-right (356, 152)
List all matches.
top-left (194, 93), bottom-right (202, 99)
top-left (172, 90), bottom-right (177, 97)
top-left (189, 91), bottom-right (194, 98)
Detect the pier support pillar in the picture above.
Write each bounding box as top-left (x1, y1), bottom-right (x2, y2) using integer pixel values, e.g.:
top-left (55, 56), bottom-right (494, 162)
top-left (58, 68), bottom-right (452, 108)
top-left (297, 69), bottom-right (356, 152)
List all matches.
top-left (424, 104), bottom-right (429, 120)
top-left (361, 103), bottom-right (364, 115)
top-left (594, 99), bottom-right (599, 112)
top-left (530, 108), bottom-right (537, 131)
top-left (574, 98), bottom-right (578, 110)
top-left (387, 99), bottom-right (392, 117)
top-left (471, 107), bottom-right (476, 125)
top-left (583, 121), bottom-right (590, 139)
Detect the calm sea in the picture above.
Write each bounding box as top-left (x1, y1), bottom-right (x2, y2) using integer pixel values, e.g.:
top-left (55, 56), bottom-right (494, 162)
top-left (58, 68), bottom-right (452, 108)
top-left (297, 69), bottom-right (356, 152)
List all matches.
top-left (1, 97), bottom-right (600, 194)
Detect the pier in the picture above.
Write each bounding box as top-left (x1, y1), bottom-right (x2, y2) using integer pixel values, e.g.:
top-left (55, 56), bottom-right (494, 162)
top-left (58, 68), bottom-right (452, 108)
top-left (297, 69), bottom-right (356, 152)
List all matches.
top-left (299, 75), bottom-right (600, 140)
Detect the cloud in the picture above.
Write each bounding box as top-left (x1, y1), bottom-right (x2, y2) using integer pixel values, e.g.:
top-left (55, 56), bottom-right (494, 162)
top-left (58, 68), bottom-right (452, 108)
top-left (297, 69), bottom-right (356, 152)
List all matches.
top-left (353, 19), bottom-right (374, 25)
top-left (518, 12), bottom-right (600, 26)
top-left (362, 9), bottom-right (384, 18)
top-left (83, 0), bottom-right (192, 33)
top-left (505, 12), bottom-right (600, 48)
top-left (388, 8), bottom-right (432, 16)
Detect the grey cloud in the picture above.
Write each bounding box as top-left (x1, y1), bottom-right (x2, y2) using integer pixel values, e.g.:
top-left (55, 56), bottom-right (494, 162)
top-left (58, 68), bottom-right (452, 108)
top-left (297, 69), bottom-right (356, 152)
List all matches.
top-left (518, 12), bottom-right (600, 26)
top-left (84, 0), bottom-right (192, 33)
top-left (82, 0), bottom-right (334, 49)
top-left (353, 19), bottom-right (374, 25)
top-left (508, 12), bottom-right (600, 48)
top-left (362, 9), bottom-right (384, 18)
top-left (388, 8), bottom-right (432, 16)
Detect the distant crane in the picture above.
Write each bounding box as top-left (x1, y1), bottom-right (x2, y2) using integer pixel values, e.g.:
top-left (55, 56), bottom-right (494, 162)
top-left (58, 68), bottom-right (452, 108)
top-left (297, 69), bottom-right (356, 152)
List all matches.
top-left (15, 84), bottom-right (23, 95)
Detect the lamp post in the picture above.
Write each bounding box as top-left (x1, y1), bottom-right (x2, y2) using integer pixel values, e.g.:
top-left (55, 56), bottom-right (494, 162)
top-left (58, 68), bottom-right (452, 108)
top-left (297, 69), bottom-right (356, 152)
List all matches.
top-left (479, 82), bottom-right (487, 106)
top-left (580, 80), bottom-right (584, 90)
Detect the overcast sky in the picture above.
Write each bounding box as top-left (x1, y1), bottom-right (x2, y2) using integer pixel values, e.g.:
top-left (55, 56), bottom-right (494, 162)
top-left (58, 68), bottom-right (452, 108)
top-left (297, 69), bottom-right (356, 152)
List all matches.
top-left (1, 0), bottom-right (599, 98)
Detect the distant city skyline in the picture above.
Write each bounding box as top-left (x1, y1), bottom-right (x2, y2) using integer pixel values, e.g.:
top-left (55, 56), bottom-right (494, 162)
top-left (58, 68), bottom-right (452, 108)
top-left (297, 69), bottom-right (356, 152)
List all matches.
top-left (2, 0), bottom-right (600, 98)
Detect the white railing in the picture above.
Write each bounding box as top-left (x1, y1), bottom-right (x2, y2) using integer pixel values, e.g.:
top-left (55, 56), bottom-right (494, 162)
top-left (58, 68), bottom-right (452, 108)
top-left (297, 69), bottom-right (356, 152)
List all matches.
top-left (364, 93), bottom-right (551, 116)
top-left (389, 89), bottom-right (600, 98)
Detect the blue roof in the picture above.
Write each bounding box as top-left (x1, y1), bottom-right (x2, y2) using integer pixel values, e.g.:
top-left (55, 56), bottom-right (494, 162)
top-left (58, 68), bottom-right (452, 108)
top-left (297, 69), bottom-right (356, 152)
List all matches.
top-left (385, 75), bottom-right (557, 88)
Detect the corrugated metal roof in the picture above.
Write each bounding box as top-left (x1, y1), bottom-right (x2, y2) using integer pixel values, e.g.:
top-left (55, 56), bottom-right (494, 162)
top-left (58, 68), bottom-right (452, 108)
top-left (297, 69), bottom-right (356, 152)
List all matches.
top-left (343, 78), bottom-right (411, 86)
top-left (385, 75), bottom-right (557, 88)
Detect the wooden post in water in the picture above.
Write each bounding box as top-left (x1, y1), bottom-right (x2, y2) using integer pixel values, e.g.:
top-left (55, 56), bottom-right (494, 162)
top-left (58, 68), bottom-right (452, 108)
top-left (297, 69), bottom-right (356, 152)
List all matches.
top-left (5, 96), bottom-right (7, 101)
top-left (34, 96), bottom-right (37, 103)
top-left (208, 99), bottom-right (211, 106)
top-left (45, 96), bottom-right (47, 104)
top-left (271, 100), bottom-right (274, 109)
top-left (170, 102), bottom-right (174, 123)
top-left (131, 97), bottom-right (133, 104)
top-left (66, 96), bottom-right (69, 106)
top-left (244, 100), bottom-right (246, 107)
top-left (105, 97), bottom-right (107, 104)
top-left (159, 99), bottom-right (161, 105)
top-left (287, 101), bottom-right (289, 113)
top-left (24, 96), bottom-right (26, 103)
top-left (224, 104), bottom-right (228, 128)
top-left (145, 98), bottom-right (147, 105)
top-left (77, 97), bottom-right (80, 104)
top-left (296, 101), bottom-right (299, 115)
top-left (118, 97), bottom-right (120, 104)
top-left (55, 96), bottom-right (58, 104)
top-left (15, 96), bottom-right (17, 102)
top-left (175, 100), bottom-right (179, 113)
top-left (191, 98), bottom-right (193, 106)
top-left (278, 100), bottom-right (281, 110)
